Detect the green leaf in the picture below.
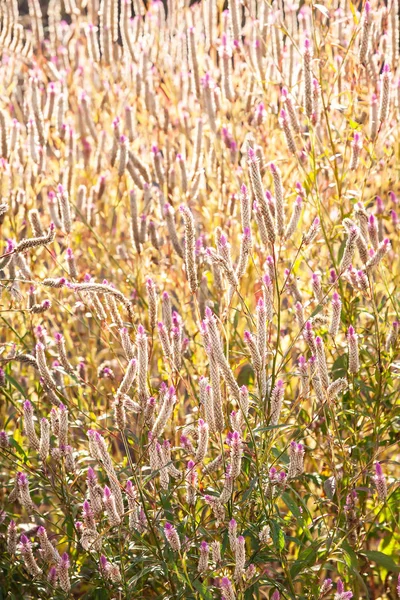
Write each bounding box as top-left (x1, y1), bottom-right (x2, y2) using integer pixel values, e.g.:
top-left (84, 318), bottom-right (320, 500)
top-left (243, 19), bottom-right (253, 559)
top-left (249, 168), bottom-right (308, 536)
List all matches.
top-left (331, 354), bottom-right (348, 379)
top-left (271, 521), bottom-right (285, 552)
top-left (242, 476), bottom-right (257, 502)
top-left (192, 580), bottom-right (213, 600)
top-left (254, 424), bottom-right (291, 433)
top-left (9, 437), bottom-right (27, 460)
top-left (363, 551), bottom-right (400, 573)
top-left (237, 363), bottom-right (254, 387)
top-left (281, 492), bottom-right (302, 519)
top-left (290, 545), bottom-right (318, 578)
top-left (245, 584), bottom-right (258, 599)
top-left (341, 542), bottom-right (359, 570)
top-left (127, 564), bottom-right (164, 587)
top-left (5, 373), bottom-right (26, 397)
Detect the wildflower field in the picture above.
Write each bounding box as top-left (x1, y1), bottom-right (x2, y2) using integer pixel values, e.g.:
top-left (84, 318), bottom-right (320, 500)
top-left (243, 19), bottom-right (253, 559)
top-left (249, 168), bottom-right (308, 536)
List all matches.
top-left (0, 0), bottom-right (399, 598)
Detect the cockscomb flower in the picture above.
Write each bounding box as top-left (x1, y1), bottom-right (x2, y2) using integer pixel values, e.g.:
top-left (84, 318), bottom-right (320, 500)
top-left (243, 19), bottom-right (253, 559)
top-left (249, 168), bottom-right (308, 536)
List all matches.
top-left (385, 321), bottom-right (399, 351)
top-left (239, 183), bottom-right (251, 231)
top-left (17, 472), bottom-right (34, 512)
top-left (230, 410), bottom-right (240, 432)
top-left (248, 148), bottom-right (276, 245)
top-left (303, 217), bottom-right (320, 245)
top-left (311, 272), bottom-right (323, 304)
top-left (39, 417), bottom-right (50, 461)
top-left (98, 551), bottom-right (117, 580)
top-left (19, 534), bottom-right (42, 577)
top-left (288, 441), bottom-right (305, 479)
top-left (198, 541), bottom-right (209, 573)
top-left (379, 63), bottom-right (392, 123)
top-left (36, 342), bottom-right (57, 391)
top-left (281, 88), bottom-right (301, 133)
top-left (334, 579), bottom-right (353, 600)
top-left (285, 195), bottom-right (302, 240)
top-left (185, 459), bottom-right (197, 505)
top-left (82, 499), bottom-right (96, 530)
top-left (103, 486), bottom-right (121, 527)
top-left (266, 467), bottom-right (283, 499)
top-left (350, 132), bottom-right (362, 170)
top-left (48, 565), bottom-right (58, 586)
top-left (179, 205), bottom-right (198, 293)
top-left (253, 102), bottom-right (266, 126)
top-left (234, 535), bottom-right (246, 581)
top-left (330, 293), bottom-right (342, 336)
top-left (37, 525), bottom-right (60, 563)
top-left (269, 379), bottom-right (284, 425)
top-left (340, 225), bottom-right (360, 272)
top-left (195, 419), bottom-right (209, 463)
top-left (100, 553), bottom-right (109, 574)
top-left (0, 367), bottom-right (5, 389)
top-left (327, 378), bottom-right (348, 400)
top-left (319, 578), bottom-right (333, 597)
top-left (180, 434), bottom-right (195, 453)
top-left (158, 321), bottom-right (172, 359)
top-left (266, 255), bottom-right (275, 281)
top-left (368, 214), bottom-right (379, 249)
top-left (244, 330), bottom-right (262, 372)
top-left (226, 431), bottom-right (234, 446)
top-left (303, 38), bottom-right (313, 118)
top-left (203, 316), bottom-right (240, 404)
top-left (146, 278), bottom-right (158, 330)
top-left (256, 298), bottom-right (267, 391)
top-left (304, 321), bottom-right (317, 354)
top-left (164, 522), bottom-right (181, 551)
top-left (220, 576), bottom-right (236, 600)
top-left (151, 386), bottom-right (176, 439)
top-left (359, 1), bottom-right (371, 63)
top-left (200, 379), bottom-right (215, 433)
top-left (315, 336), bottom-right (330, 388)
top-left (244, 563), bottom-right (256, 580)
top-left (117, 358), bottom-right (137, 396)
top-left (357, 269), bottom-right (369, 293)
top-left (373, 462), bottom-right (387, 500)
top-left (294, 301), bottom-right (305, 329)
top-left (259, 524), bottom-right (271, 544)
top-left (366, 238), bottom-right (391, 270)
top-left (279, 109), bottom-right (296, 154)
top-left (298, 355), bottom-right (309, 396)
top-left (238, 385), bottom-right (249, 424)
top-left (229, 431), bottom-right (243, 479)
top-left (344, 490), bottom-right (359, 544)
top-left (218, 464), bottom-right (234, 506)
top-left (7, 520), bottom-right (17, 555)
top-left (23, 400), bottom-right (40, 451)
top-left (228, 518), bottom-right (238, 551)
top-left (211, 540), bottom-right (221, 564)
top-left (57, 552), bottom-right (71, 592)
top-left (107, 562), bottom-right (122, 583)
top-left (347, 326), bottom-right (360, 374)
